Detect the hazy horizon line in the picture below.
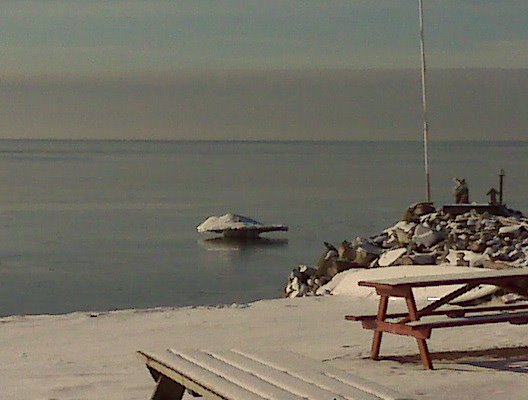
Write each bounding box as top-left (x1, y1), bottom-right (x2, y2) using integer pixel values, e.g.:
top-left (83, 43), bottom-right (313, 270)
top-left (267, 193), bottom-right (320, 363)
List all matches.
top-left (0, 138), bottom-right (526, 144)
top-left (3, 66), bottom-right (528, 83)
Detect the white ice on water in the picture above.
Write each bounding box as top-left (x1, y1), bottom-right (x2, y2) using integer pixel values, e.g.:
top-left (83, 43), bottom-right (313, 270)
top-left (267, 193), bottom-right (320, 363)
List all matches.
top-left (197, 213), bottom-right (287, 234)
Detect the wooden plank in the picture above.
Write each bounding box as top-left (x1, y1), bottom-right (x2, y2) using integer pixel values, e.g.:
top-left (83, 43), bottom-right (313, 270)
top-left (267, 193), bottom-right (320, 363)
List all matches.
top-left (407, 311), bottom-right (528, 329)
top-left (138, 350), bottom-right (265, 400)
top-left (226, 350), bottom-right (412, 400)
top-left (358, 267), bottom-right (528, 288)
top-left (374, 321), bottom-right (431, 339)
top-left (204, 350), bottom-right (381, 400)
top-left (171, 350), bottom-right (305, 400)
top-left (346, 302), bottom-right (528, 321)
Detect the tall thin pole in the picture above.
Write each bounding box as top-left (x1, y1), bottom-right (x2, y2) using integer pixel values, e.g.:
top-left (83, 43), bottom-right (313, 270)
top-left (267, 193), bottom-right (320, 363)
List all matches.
top-left (419, 0), bottom-right (431, 202)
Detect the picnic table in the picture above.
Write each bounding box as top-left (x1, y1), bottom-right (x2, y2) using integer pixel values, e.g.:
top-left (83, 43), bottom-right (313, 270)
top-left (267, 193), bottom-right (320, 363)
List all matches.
top-left (346, 268), bottom-right (528, 369)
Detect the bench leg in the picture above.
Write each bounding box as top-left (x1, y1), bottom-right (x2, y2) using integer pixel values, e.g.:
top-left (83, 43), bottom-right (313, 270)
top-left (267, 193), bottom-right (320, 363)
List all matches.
top-left (405, 293), bottom-right (434, 370)
top-left (371, 295), bottom-right (389, 360)
top-left (151, 375), bottom-right (186, 400)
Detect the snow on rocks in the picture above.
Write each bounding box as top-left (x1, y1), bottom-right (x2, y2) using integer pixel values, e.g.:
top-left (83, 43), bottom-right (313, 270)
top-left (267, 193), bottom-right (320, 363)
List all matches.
top-left (412, 224), bottom-right (445, 247)
top-left (284, 265), bottom-right (317, 298)
top-left (378, 248), bottom-right (407, 267)
top-left (284, 203), bottom-right (528, 299)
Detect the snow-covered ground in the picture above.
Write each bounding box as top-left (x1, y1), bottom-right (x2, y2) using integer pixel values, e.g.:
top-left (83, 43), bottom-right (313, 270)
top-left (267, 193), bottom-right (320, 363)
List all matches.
top-left (3, 266), bottom-right (528, 399)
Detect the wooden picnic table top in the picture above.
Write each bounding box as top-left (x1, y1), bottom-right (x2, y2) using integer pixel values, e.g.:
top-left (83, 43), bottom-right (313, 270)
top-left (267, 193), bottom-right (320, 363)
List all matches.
top-left (358, 267), bottom-right (528, 289)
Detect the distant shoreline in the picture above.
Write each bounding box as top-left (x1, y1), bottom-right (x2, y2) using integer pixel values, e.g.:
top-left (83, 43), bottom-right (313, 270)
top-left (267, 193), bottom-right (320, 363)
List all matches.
top-left (0, 138), bottom-right (527, 144)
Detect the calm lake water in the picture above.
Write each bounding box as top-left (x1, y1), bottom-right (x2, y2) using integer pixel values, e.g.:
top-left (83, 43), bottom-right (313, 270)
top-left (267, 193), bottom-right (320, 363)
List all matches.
top-left (0, 140), bottom-right (526, 316)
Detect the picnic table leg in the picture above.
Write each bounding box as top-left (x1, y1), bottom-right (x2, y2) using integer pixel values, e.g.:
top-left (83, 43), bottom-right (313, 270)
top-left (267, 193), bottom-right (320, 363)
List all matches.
top-left (405, 292), bottom-right (433, 370)
top-left (371, 294), bottom-right (389, 360)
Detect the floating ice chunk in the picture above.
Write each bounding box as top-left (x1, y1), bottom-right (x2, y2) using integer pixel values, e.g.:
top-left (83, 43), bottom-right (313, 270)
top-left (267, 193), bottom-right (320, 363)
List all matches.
top-left (197, 213), bottom-right (288, 238)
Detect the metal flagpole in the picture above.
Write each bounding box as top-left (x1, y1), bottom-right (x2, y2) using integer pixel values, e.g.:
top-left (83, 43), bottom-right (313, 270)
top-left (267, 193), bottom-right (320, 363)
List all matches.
top-left (418, 0), bottom-right (431, 202)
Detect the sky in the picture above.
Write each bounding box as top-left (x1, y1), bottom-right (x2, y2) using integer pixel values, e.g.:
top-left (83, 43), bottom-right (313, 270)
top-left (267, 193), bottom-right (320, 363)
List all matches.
top-left (1, 1), bottom-right (527, 140)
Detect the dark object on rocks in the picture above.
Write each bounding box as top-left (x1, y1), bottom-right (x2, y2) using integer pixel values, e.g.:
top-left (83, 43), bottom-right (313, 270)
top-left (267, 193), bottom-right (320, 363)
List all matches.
top-left (442, 204), bottom-right (509, 217)
top-left (454, 178), bottom-right (469, 204)
top-left (487, 187), bottom-right (499, 205)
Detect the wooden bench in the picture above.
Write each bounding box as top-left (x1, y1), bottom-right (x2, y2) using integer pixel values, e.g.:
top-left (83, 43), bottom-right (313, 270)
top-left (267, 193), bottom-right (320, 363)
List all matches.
top-left (346, 303), bottom-right (528, 324)
top-left (345, 268), bottom-right (528, 369)
top-left (138, 348), bottom-right (413, 400)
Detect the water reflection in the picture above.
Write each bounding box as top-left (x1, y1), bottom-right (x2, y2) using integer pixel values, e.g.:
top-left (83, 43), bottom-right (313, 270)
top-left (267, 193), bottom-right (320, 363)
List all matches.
top-left (198, 237), bottom-right (289, 252)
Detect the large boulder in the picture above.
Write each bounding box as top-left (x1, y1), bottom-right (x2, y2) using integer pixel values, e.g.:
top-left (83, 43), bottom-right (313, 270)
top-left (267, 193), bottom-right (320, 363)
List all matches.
top-left (378, 248), bottom-right (407, 267)
top-left (412, 224), bottom-right (445, 248)
top-left (314, 242), bottom-right (339, 282)
top-left (337, 240), bottom-right (355, 261)
top-left (350, 237), bottom-right (382, 266)
top-left (284, 265), bottom-right (317, 298)
top-left (403, 202), bottom-right (436, 222)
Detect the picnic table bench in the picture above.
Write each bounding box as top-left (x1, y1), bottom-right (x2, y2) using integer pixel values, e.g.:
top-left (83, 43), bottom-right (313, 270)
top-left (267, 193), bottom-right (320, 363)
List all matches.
top-left (138, 348), bottom-right (413, 399)
top-left (345, 268), bottom-right (528, 369)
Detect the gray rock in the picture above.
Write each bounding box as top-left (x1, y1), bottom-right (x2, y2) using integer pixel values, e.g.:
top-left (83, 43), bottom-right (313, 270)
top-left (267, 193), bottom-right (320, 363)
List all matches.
top-left (399, 255), bottom-right (415, 265)
top-left (355, 247), bottom-right (378, 266)
top-left (288, 203), bottom-right (528, 299)
top-left (351, 237), bottom-right (382, 266)
top-left (338, 241), bottom-right (355, 261)
top-left (385, 221), bottom-right (416, 233)
top-left (291, 277), bottom-right (300, 291)
top-left (351, 237), bottom-right (383, 255)
top-left (382, 235), bottom-right (400, 248)
top-left (299, 283), bottom-right (309, 296)
top-left (412, 224), bottom-right (445, 248)
top-left (371, 234), bottom-right (388, 246)
top-left (470, 240), bottom-right (487, 253)
top-left (299, 265), bottom-right (317, 276)
top-left (378, 248), bottom-right (407, 267)
top-left (499, 224), bottom-right (524, 235)
top-left (288, 289), bottom-right (300, 298)
top-left (502, 293), bottom-right (526, 304)
top-left (395, 228), bottom-right (412, 245)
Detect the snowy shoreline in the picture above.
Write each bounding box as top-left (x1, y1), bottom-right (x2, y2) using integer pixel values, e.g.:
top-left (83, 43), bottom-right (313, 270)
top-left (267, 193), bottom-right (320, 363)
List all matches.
top-left (4, 266), bottom-right (528, 400)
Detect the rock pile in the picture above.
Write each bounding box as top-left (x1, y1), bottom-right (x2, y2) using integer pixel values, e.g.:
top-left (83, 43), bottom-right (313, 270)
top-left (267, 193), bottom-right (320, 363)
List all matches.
top-left (284, 203), bottom-right (528, 298)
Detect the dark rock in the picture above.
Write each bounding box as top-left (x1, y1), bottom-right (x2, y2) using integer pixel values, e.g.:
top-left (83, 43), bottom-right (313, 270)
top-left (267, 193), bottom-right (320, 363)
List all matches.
top-left (337, 240), bottom-right (355, 261)
top-left (411, 253), bottom-right (437, 265)
top-left (403, 202), bottom-right (436, 222)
